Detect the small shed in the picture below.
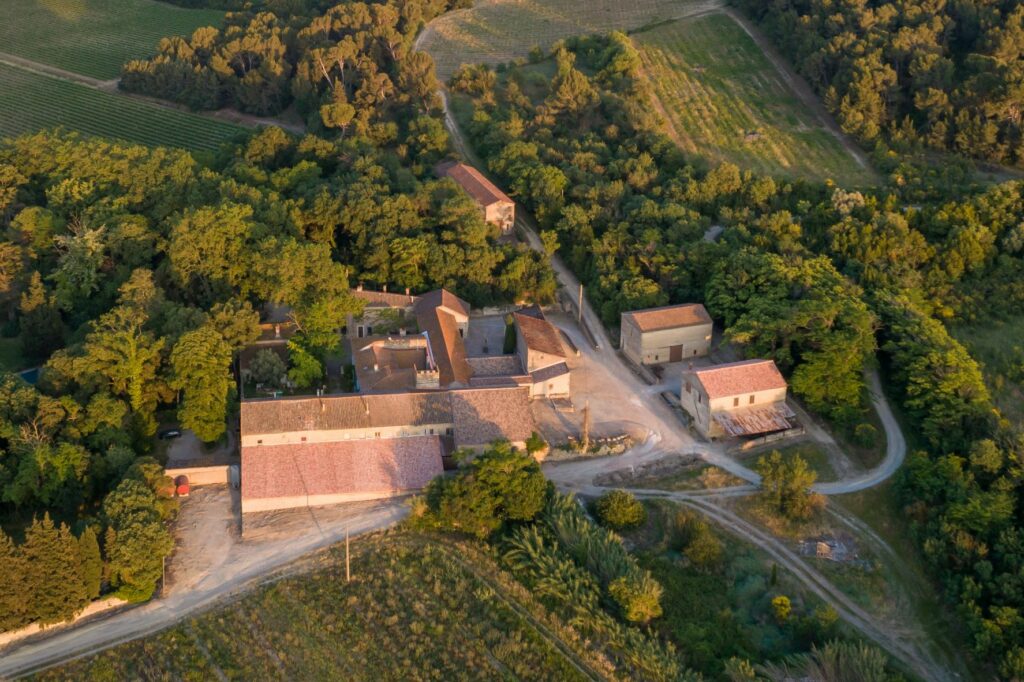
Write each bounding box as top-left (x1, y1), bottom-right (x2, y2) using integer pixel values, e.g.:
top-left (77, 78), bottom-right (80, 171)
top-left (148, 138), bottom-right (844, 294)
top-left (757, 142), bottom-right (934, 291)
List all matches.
top-left (620, 303), bottom-right (713, 365)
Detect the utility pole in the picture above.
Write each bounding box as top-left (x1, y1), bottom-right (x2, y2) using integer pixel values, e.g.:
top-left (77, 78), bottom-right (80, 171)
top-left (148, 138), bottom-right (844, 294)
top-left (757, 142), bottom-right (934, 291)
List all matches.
top-left (577, 283), bottom-right (583, 323)
top-left (581, 400), bottom-right (591, 452)
top-left (345, 527), bottom-right (351, 583)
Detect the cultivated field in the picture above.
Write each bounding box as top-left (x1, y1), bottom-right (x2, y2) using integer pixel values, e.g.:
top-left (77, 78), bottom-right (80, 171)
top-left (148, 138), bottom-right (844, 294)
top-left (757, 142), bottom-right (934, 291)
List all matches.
top-left (0, 0), bottom-right (222, 80)
top-left (32, 534), bottom-right (616, 680)
top-left (418, 0), bottom-right (716, 81)
top-left (633, 14), bottom-right (876, 185)
top-left (0, 63), bottom-right (244, 151)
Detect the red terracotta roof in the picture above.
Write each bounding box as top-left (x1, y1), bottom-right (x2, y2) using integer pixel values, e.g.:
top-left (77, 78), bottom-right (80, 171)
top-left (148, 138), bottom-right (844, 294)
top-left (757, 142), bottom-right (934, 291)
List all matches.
top-left (623, 303), bottom-right (712, 333)
top-left (415, 289), bottom-right (470, 319)
top-left (514, 310), bottom-right (565, 358)
top-left (241, 436), bottom-right (444, 501)
top-left (241, 392), bottom-right (453, 435)
top-left (437, 161), bottom-right (512, 207)
top-left (693, 359), bottom-right (787, 400)
top-left (418, 306), bottom-right (472, 386)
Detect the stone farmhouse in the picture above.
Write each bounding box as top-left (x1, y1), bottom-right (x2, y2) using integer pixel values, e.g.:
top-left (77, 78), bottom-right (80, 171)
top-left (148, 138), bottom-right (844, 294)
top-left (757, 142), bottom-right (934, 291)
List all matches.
top-left (513, 305), bottom-right (570, 398)
top-left (679, 359), bottom-right (795, 439)
top-left (238, 287), bottom-right (568, 514)
top-left (620, 303), bottom-right (713, 365)
top-left (436, 160), bottom-right (515, 233)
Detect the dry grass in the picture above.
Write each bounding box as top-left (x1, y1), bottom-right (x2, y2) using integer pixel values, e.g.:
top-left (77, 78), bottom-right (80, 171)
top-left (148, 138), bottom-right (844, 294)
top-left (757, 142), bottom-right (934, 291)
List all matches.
top-left (633, 13), bottom-right (876, 185)
top-left (419, 0), bottom-right (717, 82)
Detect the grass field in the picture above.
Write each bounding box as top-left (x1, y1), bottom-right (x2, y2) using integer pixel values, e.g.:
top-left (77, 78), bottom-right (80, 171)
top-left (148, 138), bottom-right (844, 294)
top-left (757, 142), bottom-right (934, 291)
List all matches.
top-left (0, 0), bottom-right (222, 80)
top-left (419, 0), bottom-right (705, 81)
top-left (0, 63), bottom-right (245, 151)
top-left (952, 315), bottom-right (1024, 429)
top-left (633, 14), bottom-right (876, 185)
top-left (32, 533), bottom-right (620, 680)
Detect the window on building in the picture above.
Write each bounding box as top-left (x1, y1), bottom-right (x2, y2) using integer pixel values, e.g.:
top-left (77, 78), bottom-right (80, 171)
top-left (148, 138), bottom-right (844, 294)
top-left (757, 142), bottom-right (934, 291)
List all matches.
top-left (367, 326), bottom-right (373, 335)
top-left (733, 397), bottom-right (739, 407)
top-left (697, 394), bottom-right (701, 404)
top-left (300, 436), bottom-right (307, 442)
top-left (749, 395), bottom-right (755, 404)
top-left (375, 431), bottom-right (381, 438)
top-left (257, 439), bottom-right (263, 445)
top-left (357, 326), bottom-right (364, 338)
top-left (685, 381), bottom-right (691, 393)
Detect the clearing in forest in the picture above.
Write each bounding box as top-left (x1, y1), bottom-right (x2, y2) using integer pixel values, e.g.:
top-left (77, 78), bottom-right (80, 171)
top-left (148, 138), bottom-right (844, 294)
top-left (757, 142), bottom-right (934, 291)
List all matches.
top-left (0, 62), bottom-right (244, 152)
top-left (418, 0), bottom-right (717, 82)
top-left (633, 13), bottom-right (876, 186)
top-left (0, 0), bottom-right (222, 80)
top-left (32, 534), bottom-right (612, 680)
top-left (953, 315), bottom-right (1024, 430)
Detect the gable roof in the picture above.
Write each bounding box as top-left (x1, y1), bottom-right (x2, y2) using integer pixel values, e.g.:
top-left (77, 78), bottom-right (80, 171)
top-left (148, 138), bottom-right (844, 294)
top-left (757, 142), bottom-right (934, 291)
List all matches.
top-left (692, 359), bottom-right (787, 400)
top-left (436, 161), bottom-right (512, 207)
top-left (450, 387), bottom-right (534, 447)
top-left (241, 435), bottom-right (444, 502)
top-left (351, 288), bottom-right (419, 309)
top-left (514, 309), bottom-right (565, 358)
top-left (417, 306), bottom-right (472, 386)
top-left (241, 392), bottom-right (454, 435)
top-left (623, 303), bottom-right (712, 333)
top-left (415, 289), bottom-right (470, 320)
top-left (530, 361), bottom-right (570, 383)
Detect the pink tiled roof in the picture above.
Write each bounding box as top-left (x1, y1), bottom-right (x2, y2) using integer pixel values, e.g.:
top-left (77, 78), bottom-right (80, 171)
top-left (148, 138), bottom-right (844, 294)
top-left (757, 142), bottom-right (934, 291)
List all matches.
top-left (418, 306), bottom-right (472, 386)
top-left (623, 303), bottom-right (712, 333)
top-left (436, 161), bottom-right (512, 207)
top-left (415, 289), bottom-right (470, 319)
top-left (514, 309), bottom-right (565, 358)
top-left (694, 359), bottom-right (786, 399)
top-left (241, 436), bottom-right (444, 501)
top-left (467, 355), bottom-right (523, 377)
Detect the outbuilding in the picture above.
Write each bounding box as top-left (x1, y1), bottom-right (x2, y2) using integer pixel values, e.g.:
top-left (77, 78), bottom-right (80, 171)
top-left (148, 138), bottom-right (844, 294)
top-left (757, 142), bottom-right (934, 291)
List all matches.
top-left (620, 303), bottom-right (713, 365)
top-left (436, 161), bottom-right (515, 233)
top-left (679, 359), bottom-right (794, 439)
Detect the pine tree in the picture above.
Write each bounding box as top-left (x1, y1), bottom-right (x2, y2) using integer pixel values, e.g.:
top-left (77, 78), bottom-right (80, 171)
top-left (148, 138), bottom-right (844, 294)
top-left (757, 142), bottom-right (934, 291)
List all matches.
top-left (21, 514), bottom-right (87, 625)
top-left (78, 526), bottom-right (103, 601)
top-left (0, 528), bottom-right (29, 631)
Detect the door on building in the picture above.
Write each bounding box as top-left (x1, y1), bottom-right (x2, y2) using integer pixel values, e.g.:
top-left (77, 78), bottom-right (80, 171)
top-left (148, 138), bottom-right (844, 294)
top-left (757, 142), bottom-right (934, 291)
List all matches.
top-left (669, 345), bottom-right (683, 362)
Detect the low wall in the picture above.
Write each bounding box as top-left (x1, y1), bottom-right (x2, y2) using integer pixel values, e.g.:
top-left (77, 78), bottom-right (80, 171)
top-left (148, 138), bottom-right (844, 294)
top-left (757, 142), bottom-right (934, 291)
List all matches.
top-left (164, 464), bottom-right (230, 486)
top-left (737, 426), bottom-right (807, 451)
top-left (0, 597), bottom-right (127, 649)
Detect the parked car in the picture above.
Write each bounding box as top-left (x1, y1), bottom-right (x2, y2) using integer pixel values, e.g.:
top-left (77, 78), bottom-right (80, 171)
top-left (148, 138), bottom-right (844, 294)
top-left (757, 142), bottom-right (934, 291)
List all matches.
top-left (158, 429), bottom-right (182, 440)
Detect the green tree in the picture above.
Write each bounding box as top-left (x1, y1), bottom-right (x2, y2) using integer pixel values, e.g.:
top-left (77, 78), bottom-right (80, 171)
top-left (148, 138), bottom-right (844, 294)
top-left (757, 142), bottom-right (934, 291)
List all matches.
top-left (19, 272), bottom-right (64, 364)
top-left (21, 514), bottom-right (87, 626)
top-left (78, 526), bottom-right (102, 600)
top-left (609, 572), bottom-right (663, 623)
top-left (756, 451), bottom-right (823, 521)
top-left (102, 479), bottom-right (174, 602)
top-left (170, 326), bottom-right (233, 443)
top-left (0, 528), bottom-right (29, 631)
top-left (595, 490), bottom-right (646, 530)
top-left (286, 338), bottom-right (323, 389)
top-left (249, 348), bottom-right (287, 388)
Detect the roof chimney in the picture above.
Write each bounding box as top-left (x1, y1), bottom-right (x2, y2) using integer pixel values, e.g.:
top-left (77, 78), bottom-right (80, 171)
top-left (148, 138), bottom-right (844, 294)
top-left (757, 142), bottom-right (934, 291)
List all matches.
top-left (382, 284), bottom-right (388, 293)
top-left (356, 283), bottom-right (364, 292)
top-left (405, 287), bottom-right (410, 296)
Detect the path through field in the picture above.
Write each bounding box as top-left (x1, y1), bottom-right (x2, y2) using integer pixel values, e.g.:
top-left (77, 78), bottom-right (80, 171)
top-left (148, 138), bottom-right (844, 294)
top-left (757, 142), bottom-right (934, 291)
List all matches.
top-left (633, 12), bottom-right (877, 185)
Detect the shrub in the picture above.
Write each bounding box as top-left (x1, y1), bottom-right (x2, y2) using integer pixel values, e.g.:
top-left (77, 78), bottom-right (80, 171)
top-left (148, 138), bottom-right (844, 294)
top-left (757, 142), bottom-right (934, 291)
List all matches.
top-left (853, 422), bottom-right (878, 448)
top-left (609, 574), bottom-right (663, 623)
top-left (771, 595), bottom-right (792, 623)
top-left (595, 490), bottom-right (646, 530)
top-left (525, 431), bottom-right (547, 455)
top-left (503, 320), bottom-right (517, 354)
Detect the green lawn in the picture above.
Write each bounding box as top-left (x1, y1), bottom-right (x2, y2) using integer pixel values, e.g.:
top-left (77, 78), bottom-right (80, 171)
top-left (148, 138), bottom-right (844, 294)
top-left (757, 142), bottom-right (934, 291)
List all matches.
top-left (0, 0), bottom-right (222, 80)
top-left (952, 315), bottom-right (1024, 429)
top-left (0, 63), bottom-right (245, 151)
top-left (633, 13), bottom-right (876, 186)
top-left (743, 441), bottom-right (837, 483)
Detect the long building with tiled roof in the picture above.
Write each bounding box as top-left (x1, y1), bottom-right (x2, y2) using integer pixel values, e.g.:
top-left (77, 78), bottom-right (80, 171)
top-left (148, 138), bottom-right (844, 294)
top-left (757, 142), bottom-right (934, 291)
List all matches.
top-left (436, 161), bottom-right (515, 233)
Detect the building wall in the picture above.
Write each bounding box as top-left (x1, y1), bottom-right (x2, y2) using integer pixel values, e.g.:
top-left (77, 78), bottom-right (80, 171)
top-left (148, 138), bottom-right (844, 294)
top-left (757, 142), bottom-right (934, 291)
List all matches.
top-left (623, 321), bottom-right (713, 364)
top-left (242, 488), bottom-right (417, 514)
top-left (483, 201), bottom-right (515, 232)
top-left (529, 372), bottom-right (571, 399)
top-left (164, 465), bottom-right (230, 486)
top-left (241, 423), bottom-right (453, 448)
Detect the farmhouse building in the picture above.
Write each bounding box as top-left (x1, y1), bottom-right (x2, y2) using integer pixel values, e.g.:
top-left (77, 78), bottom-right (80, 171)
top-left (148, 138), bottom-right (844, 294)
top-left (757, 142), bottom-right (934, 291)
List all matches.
top-left (436, 161), bottom-right (515, 233)
top-left (240, 386), bottom-right (534, 512)
top-left (620, 303), bottom-right (713, 365)
top-left (679, 359), bottom-right (794, 439)
top-left (513, 305), bottom-right (570, 398)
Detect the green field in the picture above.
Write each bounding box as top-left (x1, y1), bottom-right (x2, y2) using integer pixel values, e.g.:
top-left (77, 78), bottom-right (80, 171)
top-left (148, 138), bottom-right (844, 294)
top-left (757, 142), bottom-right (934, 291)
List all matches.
top-left (952, 315), bottom-right (1024, 429)
top-left (419, 0), bottom-right (698, 81)
top-left (0, 0), bottom-right (222, 80)
top-left (0, 63), bottom-right (244, 151)
top-left (633, 14), bottom-right (876, 185)
top-left (32, 534), bottom-right (619, 680)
